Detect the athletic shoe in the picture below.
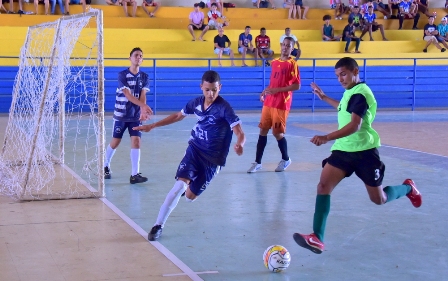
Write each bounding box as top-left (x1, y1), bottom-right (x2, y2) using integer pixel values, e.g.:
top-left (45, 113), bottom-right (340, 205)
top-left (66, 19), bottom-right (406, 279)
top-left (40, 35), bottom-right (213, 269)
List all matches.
top-left (293, 233), bottom-right (324, 254)
top-left (104, 166), bottom-right (111, 179)
top-left (247, 163), bottom-right (262, 173)
top-left (18, 10), bottom-right (24, 14)
top-left (404, 179), bottom-right (422, 208)
top-left (275, 158), bottom-right (291, 172)
top-left (130, 173), bottom-right (148, 184)
top-left (148, 225), bottom-right (162, 241)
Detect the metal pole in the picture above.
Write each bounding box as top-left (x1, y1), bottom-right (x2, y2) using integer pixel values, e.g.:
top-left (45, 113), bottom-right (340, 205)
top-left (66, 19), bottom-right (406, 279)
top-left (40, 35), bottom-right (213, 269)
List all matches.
top-left (363, 58), bottom-right (367, 82)
top-left (153, 59), bottom-right (157, 114)
top-left (412, 58), bottom-right (416, 111)
top-left (311, 59), bottom-right (316, 112)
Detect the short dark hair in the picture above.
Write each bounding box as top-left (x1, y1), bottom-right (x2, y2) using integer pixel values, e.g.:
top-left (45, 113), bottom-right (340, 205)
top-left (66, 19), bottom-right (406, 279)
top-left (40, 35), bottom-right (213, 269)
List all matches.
top-left (202, 70), bottom-right (220, 84)
top-left (285, 27), bottom-right (290, 31)
top-left (428, 15), bottom-right (435, 19)
top-left (368, 5), bottom-right (373, 9)
top-left (130, 47), bottom-right (143, 57)
top-left (211, 2), bottom-right (217, 6)
top-left (335, 57), bottom-right (359, 71)
top-left (283, 36), bottom-right (295, 44)
top-left (194, 3), bottom-right (199, 7)
top-left (348, 17), bottom-right (354, 24)
top-left (354, 5), bottom-right (359, 8)
top-left (245, 25), bottom-right (251, 29)
top-left (323, 15), bottom-right (331, 21)
top-left (260, 27), bottom-right (266, 31)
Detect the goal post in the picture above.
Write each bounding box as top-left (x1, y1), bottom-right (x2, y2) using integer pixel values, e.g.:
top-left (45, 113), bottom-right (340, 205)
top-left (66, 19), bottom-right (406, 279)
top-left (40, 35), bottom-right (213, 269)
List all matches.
top-left (0, 10), bottom-right (105, 200)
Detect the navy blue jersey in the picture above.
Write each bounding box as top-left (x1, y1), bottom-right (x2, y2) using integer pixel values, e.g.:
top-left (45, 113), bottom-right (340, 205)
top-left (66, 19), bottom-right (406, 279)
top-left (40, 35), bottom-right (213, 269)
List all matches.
top-left (181, 96), bottom-right (241, 166)
top-left (113, 69), bottom-right (150, 122)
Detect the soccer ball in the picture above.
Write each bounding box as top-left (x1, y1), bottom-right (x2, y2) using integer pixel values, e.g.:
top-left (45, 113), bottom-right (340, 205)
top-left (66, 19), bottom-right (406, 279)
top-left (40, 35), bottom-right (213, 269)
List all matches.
top-left (263, 245), bottom-right (291, 273)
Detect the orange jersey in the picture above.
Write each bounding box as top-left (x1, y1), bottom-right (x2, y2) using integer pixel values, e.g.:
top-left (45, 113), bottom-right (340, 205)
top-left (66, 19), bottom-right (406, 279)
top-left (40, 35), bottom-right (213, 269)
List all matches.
top-left (264, 57), bottom-right (301, 111)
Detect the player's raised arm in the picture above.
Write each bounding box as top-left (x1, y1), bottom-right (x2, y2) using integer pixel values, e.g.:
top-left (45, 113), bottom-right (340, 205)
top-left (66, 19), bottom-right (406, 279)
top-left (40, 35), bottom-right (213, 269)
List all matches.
top-left (133, 111), bottom-right (186, 132)
top-left (311, 82), bottom-right (339, 109)
top-left (232, 123), bottom-right (246, 155)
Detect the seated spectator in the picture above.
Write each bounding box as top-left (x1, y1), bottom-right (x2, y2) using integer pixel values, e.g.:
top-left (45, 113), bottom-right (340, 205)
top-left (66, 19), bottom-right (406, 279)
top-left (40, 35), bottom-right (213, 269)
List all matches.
top-left (423, 15), bottom-right (447, 52)
top-left (142, 0), bottom-right (160, 17)
top-left (121, 0), bottom-right (137, 17)
top-left (188, 3), bottom-right (210, 41)
top-left (255, 27), bottom-right (274, 66)
top-left (349, 6), bottom-right (364, 31)
top-left (283, 0), bottom-right (296, 19)
top-left (207, 3), bottom-right (228, 30)
top-left (6, 0), bottom-right (29, 14)
top-left (388, 0), bottom-right (401, 18)
top-left (360, 5), bottom-right (388, 41)
top-left (295, 0), bottom-right (309, 19)
top-left (64, 0), bottom-right (86, 15)
top-left (256, 0), bottom-right (276, 9)
top-left (330, 0), bottom-right (344, 20)
top-left (362, 0), bottom-right (389, 19)
top-left (279, 27), bottom-right (301, 59)
top-left (214, 27), bottom-right (236, 67)
top-left (416, 0), bottom-right (436, 18)
top-left (342, 18), bottom-right (361, 53)
top-left (0, 2), bottom-right (7, 13)
top-left (51, 0), bottom-right (65, 14)
top-left (34, 0), bottom-right (49, 14)
top-left (348, 0), bottom-right (361, 12)
top-left (322, 15), bottom-right (342, 41)
top-left (398, 0), bottom-right (420, 30)
top-left (438, 17), bottom-right (448, 42)
top-left (206, 0), bottom-right (222, 14)
top-left (238, 26), bottom-right (259, 67)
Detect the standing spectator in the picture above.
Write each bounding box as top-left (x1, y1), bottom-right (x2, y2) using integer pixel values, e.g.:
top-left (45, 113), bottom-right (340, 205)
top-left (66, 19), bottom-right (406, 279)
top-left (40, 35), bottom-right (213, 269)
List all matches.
top-left (342, 18), bottom-right (361, 53)
top-left (349, 6), bottom-right (364, 31)
top-left (283, 0), bottom-right (296, 19)
top-left (238, 26), bottom-right (259, 67)
top-left (360, 5), bottom-right (388, 41)
top-left (64, 0), bottom-right (86, 15)
top-left (322, 15), bottom-right (342, 41)
top-left (398, 0), bottom-right (420, 30)
top-left (35, 0), bottom-right (49, 14)
top-left (142, 0), bottom-right (160, 17)
top-left (214, 27), bottom-right (236, 67)
top-left (279, 27), bottom-right (301, 59)
top-left (423, 16), bottom-right (447, 52)
top-left (416, 0), bottom-right (436, 18)
top-left (257, 0), bottom-right (276, 9)
top-left (206, 0), bottom-right (222, 14)
top-left (255, 27), bottom-right (274, 66)
top-left (188, 3), bottom-right (210, 41)
top-left (207, 3), bottom-right (228, 30)
top-left (388, 0), bottom-right (401, 18)
top-left (121, 0), bottom-right (137, 17)
top-left (438, 17), bottom-right (448, 42)
top-left (295, 0), bottom-right (309, 19)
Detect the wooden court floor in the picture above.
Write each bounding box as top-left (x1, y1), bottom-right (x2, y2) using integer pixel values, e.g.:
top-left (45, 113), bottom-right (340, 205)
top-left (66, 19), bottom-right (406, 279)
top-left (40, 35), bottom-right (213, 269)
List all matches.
top-left (0, 110), bottom-right (447, 281)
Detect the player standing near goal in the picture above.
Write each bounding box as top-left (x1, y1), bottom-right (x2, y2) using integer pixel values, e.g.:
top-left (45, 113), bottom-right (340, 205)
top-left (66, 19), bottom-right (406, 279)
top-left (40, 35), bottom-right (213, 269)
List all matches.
top-left (247, 37), bottom-right (301, 173)
top-left (133, 70), bottom-right (246, 241)
top-left (293, 57), bottom-right (422, 254)
top-left (104, 47), bottom-right (153, 184)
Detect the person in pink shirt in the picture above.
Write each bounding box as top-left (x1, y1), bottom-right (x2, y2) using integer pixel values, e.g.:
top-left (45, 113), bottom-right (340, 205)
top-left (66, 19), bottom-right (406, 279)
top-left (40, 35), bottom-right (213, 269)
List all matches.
top-left (187, 3), bottom-right (210, 41)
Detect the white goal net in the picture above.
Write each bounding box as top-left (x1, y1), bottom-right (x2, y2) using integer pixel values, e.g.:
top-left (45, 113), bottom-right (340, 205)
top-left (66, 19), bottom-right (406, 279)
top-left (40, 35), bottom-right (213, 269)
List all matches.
top-left (0, 10), bottom-right (105, 200)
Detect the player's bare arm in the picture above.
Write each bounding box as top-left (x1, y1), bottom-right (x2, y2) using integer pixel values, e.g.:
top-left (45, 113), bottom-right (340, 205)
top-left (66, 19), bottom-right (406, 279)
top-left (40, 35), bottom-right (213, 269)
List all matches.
top-left (133, 111), bottom-right (186, 132)
top-left (311, 82), bottom-right (339, 109)
top-left (310, 112), bottom-right (362, 146)
top-left (138, 89), bottom-right (153, 121)
top-left (232, 123), bottom-right (246, 156)
top-left (263, 83), bottom-right (300, 96)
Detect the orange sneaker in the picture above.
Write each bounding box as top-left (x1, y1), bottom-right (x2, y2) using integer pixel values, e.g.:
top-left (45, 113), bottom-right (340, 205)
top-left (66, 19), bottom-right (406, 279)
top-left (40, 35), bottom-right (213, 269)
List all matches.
top-left (293, 233), bottom-right (324, 254)
top-left (403, 179), bottom-right (422, 208)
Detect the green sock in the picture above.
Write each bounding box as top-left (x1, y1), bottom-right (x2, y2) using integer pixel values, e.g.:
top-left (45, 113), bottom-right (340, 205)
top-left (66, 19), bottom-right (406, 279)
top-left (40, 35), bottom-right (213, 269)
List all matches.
top-left (383, 184), bottom-right (412, 203)
top-left (312, 195), bottom-right (331, 242)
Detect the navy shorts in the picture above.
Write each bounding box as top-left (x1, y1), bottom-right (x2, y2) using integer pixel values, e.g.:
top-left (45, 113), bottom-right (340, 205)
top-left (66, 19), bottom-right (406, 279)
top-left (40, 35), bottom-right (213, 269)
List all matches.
top-left (322, 148), bottom-right (385, 187)
top-left (112, 120), bottom-right (142, 138)
top-left (295, 0), bottom-right (303, 6)
top-left (176, 145), bottom-right (221, 196)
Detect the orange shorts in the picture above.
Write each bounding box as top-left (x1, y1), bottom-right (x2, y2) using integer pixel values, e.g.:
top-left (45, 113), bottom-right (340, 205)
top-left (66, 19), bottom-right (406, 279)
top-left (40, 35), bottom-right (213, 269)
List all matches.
top-left (258, 106), bottom-right (289, 135)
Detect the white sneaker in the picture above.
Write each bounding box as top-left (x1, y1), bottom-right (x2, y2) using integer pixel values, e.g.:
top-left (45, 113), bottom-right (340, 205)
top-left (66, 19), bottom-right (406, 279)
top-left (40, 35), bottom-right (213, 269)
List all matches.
top-left (383, 16), bottom-right (388, 19)
top-left (247, 163), bottom-right (262, 173)
top-left (275, 158), bottom-right (291, 172)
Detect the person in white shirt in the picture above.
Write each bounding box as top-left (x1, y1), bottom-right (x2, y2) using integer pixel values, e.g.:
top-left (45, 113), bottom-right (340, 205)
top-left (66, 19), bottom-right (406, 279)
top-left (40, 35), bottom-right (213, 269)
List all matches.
top-left (206, 0), bottom-right (222, 14)
top-left (207, 3), bottom-right (228, 29)
top-left (279, 27), bottom-right (301, 59)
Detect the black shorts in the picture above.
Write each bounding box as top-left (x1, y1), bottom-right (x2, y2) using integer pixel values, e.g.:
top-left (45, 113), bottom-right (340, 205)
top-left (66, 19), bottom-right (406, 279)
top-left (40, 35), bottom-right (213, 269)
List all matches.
top-left (391, 4), bottom-right (399, 9)
top-left (295, 0), bottom-right (303, 7)
top-left (322, 148), bottom-right (385, 187)
top-left (371, 24), bottom-right (379, 32)
top-left (189, 24), bottom-right (207, 30)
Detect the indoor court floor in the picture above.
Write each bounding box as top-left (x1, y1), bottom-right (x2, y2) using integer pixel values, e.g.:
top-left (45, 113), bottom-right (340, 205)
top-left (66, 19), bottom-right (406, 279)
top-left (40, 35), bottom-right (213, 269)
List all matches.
top-left (0, 110), bottom-right (447, 281)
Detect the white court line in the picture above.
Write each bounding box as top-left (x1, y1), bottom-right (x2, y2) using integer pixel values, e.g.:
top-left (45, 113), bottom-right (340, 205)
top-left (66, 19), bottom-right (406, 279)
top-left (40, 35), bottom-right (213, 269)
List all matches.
top-left (382, 145), bottom-right (448, 159)
top-left (163, 271), bottom-right (219, 277)
top-left (99, 197), bottom-right (204, 281)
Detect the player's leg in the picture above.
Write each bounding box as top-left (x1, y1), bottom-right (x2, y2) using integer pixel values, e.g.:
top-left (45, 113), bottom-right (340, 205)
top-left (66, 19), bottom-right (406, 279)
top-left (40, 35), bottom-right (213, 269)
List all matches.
top-left (104, 120), bottom-right (125, 179)
top-left (129, 122), bottom-right (147, 184)
top-left (293, 156), bottom-right (348, 254)
top-left (272, 108), bottom-right (291, 172)
top-left (248, 106), bottom-right (271, 173)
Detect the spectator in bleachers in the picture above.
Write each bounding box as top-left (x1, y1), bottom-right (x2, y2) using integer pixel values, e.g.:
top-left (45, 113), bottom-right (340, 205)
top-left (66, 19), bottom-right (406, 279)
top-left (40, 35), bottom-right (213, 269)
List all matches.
top-left (349, 6), bottom-right (364, 31)
top-left (238, 26), bottom-right (259, 66)
top-left (416, 0), bottom-right (436, 19)
top-left (6, 0), bottom-right (27, 14)
top-left (214, 27), bottom-right (236, 67)
top-left (206, 0), bottom-right (223, 14)
top-left (64, 0), bottom-right (86, 15)
top-left (34, 0), bottom-right (49, 14)
top-left (283, 0), bottom-right (296, 19)
top-left (342, 18), bottom-right (361, 53)
top-left (255, 27), bottom-right (274, 66)
top-left (0, 2), bottom-right (7, 13)
top-left (398, 0), bottom-right (420, 30)
top-left (188, 3), bottom-right (210, 41)
top-left (348, 0), bottom-right (361, 12)
top-left (322, 15), bottom-right (342, 41)
top-left (207, 3), bottom-right (228, 29)
top-left (330, 0), bottom-right (344, 20)
top-left (388, 0), bottom-right (401, 18)
top-left (142, 0), bottom-right (160, 17)
top-left (423, 15), bottom-right (447, 52)
top-left (361, 0), bottom-right (389, 19)
top-left (51, 0), bottom-right (65, 14)
top-left (256, 0), bottom-right (276, 9)
top-left (360, 5), bottom-right (388, 41)
top-left (280, 27), bottom-right (301, 59)
top-left (121, 0), bottom-right (137, 17)
top-left (437, 17), bottom-right (448, 42)
top-left (295, 0), bottom-right (309, 19)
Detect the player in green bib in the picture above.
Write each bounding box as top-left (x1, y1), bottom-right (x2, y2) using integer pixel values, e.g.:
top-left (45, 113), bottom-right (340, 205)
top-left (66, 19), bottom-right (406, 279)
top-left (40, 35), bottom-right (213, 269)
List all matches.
top-left (293, 57), bottom-right (422, 254)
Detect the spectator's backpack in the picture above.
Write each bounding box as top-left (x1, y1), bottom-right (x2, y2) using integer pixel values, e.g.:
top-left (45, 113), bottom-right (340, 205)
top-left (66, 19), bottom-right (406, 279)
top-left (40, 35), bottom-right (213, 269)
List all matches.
top-left (223, 2), bottom-right (236, 8)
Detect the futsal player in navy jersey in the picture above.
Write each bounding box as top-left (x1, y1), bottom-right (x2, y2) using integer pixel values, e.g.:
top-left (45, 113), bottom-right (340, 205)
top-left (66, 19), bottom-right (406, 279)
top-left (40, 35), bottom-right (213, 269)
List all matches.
top-left (104, 47), bottom-right (153, 184)
top-left (133, 70), bottom-right (246, 241)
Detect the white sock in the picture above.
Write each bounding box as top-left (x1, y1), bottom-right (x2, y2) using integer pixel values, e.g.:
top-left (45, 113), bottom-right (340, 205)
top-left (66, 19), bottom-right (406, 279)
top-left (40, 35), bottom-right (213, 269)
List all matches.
top-left (104, 144), bottom-right (116, 168)
top-left (155, 180), bottom-right (188, 227)
top-left (130, 148), bottom-right (140, 176)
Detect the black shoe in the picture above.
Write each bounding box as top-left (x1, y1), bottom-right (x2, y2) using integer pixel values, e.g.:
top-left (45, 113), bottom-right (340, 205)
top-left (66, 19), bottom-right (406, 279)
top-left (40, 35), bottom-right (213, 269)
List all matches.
top-left (104, 166), bottom-right (111, 179)
top-left (412, 27), bottom-right (418, 30)
top-left (130, 173), bottom-right (148, 184)
top-left (7, 10), bottom-right (16, 14)
top-left (423, 48), bottom-right (428, 53)
top-left (264, 61), bottom-right (270, 67)
top-left (181, 191), bottom-right (186, 197)
top-left (398, 27), bottom-right (402, 30)
top-left (18, 10), bottom-right (24, 15)
top-left (442, 48), bottom-right (446, 52)
top-left (148, 225), bottom-right (162, 241)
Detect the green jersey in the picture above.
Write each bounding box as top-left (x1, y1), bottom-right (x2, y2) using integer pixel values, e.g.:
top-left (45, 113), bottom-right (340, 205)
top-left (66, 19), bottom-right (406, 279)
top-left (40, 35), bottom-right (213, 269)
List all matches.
top-left (331, 82), bottom-right (381, 152)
